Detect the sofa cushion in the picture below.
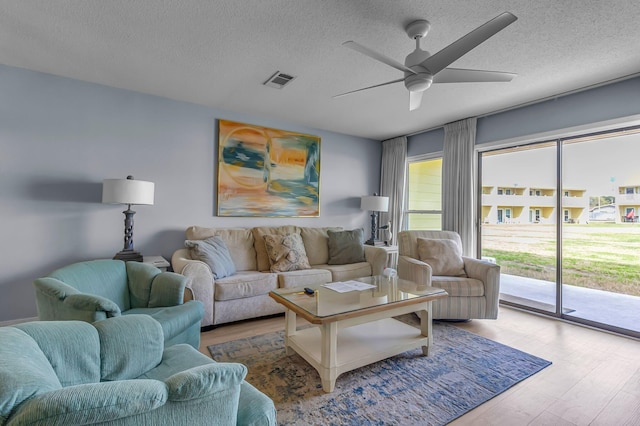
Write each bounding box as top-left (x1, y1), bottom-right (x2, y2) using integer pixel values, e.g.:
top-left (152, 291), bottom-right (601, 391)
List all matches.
top-left (0, 327), bottom-right (62, 420)
top-left (126, 261), bottom-right (162, 308)
top-left (185, 236), bottom-right (236, 279)
top-left (300, 227), bottom-right (342, 265)
top-left (214, 272), bottom-right (278, 301)
top-left (317, 262), bottom-right (372, 282)
top-left (327, 228), bottom-right (366, 265)
top-left (125, 304), bottom-right (204, 345)
top-left (277, 269), bottom-right (333, 288)
top-left (431, 276), bottom-right (485, 297)
top-left (186, 227), bottom-right (257, 271)
top-left (94, 315), bottom-right (164, 381)
top-left (263, 233), bottom-right (311, 272)
top-left (417, 238), bottom-right (467, 277)
top-left (49, 259), bottom-right (131, 311)
top-left (15, 320), bottom-right (101, 387)
top-left (252, 226), bottom-right (300, 272)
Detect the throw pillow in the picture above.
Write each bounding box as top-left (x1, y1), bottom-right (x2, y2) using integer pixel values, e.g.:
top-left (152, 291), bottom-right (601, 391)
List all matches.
top-left (416, 238), bottom-right (467, 277)
top-left (327, 228), bottom-right (366, 265)
top-left (185, 236), bottom-right (236, 279)
top-left (263, 233), bottom-right (311, 272)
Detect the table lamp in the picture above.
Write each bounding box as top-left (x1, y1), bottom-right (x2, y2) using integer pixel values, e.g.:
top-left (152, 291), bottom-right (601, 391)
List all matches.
top-left (102, 175), bottom-right (154, 262)
top-left (361, 193), bottom-right (389, 245)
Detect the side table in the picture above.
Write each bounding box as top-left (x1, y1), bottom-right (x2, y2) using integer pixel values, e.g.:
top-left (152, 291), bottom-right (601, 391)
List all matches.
top-left (143, 255), bottom-right (170, 272)
top-left (375, 244), bottom-right (398, 268)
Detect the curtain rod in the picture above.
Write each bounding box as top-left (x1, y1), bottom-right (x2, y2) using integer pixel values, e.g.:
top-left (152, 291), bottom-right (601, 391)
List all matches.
top-left (402, 71), bottom-right (640, 139)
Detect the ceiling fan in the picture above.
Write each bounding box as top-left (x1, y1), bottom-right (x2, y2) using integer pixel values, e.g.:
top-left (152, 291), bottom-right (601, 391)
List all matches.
top-left (335, 12), bottom-right (518, 111)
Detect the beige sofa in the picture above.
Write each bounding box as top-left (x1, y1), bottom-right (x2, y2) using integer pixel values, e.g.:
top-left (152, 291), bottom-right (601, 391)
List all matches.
top-left (172, 225), bottom-right (388, 327)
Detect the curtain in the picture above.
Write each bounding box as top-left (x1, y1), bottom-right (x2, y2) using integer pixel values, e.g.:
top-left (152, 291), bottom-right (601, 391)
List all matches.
top-left (442, 117), bottom-right (477, 257)
top-left (379, 136), bottom-right (407, 246)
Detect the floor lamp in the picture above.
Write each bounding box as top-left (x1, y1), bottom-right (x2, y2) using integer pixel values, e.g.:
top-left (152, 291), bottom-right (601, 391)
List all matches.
top-left (102, 175), bottom-right (154, 262)
top-left (361, 194), bottom-right (389, 245)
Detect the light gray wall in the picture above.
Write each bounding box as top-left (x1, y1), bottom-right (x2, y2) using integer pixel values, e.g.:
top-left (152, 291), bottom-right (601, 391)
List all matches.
top-left (0, 64), bottom-right (381, 322)
top-left (408, 76), bottom-right (640, 155)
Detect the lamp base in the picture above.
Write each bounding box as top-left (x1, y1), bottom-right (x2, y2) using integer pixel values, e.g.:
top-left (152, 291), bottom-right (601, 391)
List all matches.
top-left (364, 239), bottom-right (376, 246)
top-left (113, 250), bottom-right (143, 262)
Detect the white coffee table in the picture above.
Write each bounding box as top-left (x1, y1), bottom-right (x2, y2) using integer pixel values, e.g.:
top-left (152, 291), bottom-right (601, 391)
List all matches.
top-left (269, 275), bottom-right (447, 392)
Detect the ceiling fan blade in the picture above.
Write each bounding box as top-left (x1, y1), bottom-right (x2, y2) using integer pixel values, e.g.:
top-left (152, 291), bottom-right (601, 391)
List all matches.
top-left (433, 68), bottom-right (516, 83)
top-left (343, 41), bottom-right (416, 75)
top-left (333, 78), bottom-right (404, 98)
top-left (409, 91), bottom-right (424, 111)
top-left (421, 12), bottom-right (517, 75)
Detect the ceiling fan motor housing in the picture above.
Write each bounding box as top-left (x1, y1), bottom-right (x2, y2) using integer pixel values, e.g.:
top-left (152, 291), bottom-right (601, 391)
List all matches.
top-left (405, 72), bottom-right (433, 92)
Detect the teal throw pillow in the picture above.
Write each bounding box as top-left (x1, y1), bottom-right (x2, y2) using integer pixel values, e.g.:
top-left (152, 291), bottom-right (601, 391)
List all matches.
top-left (327, 228), bottom-right (366, 265)
top-left (185, 236), bottom-right (236, 279)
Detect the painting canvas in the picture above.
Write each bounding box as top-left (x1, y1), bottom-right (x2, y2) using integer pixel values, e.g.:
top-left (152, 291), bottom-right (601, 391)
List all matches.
top-left (217, 120), bottom-right (320, 217)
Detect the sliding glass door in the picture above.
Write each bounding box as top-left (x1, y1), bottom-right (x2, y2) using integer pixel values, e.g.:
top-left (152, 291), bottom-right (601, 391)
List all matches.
top-left (479, 126), bottom-right (640, 337)
top-left (480, 142), bottom-right (558, 314)
top-left (561, 131), bottom-right (640, 332)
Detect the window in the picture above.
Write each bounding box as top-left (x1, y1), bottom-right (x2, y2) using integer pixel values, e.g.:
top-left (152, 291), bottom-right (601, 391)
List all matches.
top-left (406, 157), bottom-right (442, 230)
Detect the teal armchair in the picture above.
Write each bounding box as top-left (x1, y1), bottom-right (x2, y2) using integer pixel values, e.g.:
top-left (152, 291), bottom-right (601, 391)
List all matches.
top-left (0, 315), bottom-right (277, 425)
top-left (33, 259), bottom-right (204, 348)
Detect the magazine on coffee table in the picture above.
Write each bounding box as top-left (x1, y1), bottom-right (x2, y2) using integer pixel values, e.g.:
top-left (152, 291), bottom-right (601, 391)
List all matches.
top-left (322, 280), bottom-right (376, 293)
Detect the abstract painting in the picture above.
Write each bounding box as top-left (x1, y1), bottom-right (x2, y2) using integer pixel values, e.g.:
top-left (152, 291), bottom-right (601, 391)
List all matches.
top-left (217, 120), bottom-right (320, 217)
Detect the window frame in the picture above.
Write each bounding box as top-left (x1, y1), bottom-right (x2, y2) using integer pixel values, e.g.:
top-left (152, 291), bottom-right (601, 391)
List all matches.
top-left (405, 152), bottom-right (443, 231)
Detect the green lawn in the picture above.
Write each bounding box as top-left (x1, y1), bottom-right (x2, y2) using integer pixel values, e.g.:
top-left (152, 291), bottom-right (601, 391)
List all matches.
top-left (482, 223), bottom-right (640, 297)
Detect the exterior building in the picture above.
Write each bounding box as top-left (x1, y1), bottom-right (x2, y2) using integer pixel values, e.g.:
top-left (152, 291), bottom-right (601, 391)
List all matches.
top-left (483, 183), bottom-right (640, 224)
top-left (482, 185), bottom-right (588, 224)
top-left (617, 185), bottom-right (640, 222)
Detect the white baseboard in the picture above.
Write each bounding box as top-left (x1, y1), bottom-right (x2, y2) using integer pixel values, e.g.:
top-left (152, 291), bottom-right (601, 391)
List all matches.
top-left (0, 316), bottom-right (38, 326)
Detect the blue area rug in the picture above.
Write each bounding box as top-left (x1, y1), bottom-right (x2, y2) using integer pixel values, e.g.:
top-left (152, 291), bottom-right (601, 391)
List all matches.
top-left (209, 315), bottom-right (551, 426)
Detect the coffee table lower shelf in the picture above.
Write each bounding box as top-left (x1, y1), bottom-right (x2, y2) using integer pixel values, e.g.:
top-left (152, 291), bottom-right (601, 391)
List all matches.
top-left (286, 316), bottom-right (429, 392)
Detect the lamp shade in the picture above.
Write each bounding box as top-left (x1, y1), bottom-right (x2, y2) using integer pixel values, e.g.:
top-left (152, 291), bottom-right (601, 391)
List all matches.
top-left (102, 177), bottom-right (154, 205)
top-left (360, 195), bottom-right (389, 212)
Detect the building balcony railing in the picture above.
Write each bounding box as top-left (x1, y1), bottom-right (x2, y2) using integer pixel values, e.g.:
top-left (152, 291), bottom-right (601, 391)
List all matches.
top-left (618, 193), bottom-right (640, 204)
top-left (483, 194), bottom-right (588, 209)
top-left (562, 196), bottom-right (586, 208)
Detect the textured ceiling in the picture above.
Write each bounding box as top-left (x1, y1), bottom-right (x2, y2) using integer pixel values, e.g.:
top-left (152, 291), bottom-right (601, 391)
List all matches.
top-left (1, 1), bottom-right (639, 140)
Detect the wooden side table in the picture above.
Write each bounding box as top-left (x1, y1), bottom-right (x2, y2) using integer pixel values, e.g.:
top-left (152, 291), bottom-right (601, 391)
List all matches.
top-left (142, 256), bottom-right (170, 272)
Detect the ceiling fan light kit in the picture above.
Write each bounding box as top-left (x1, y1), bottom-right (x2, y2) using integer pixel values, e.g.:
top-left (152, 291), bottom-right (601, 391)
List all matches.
top-left (336, 12), bottom-right (518, 111)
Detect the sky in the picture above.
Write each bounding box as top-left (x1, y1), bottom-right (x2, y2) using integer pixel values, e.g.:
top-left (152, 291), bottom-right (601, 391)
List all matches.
top-left (482, 132), bottom-right (640, 195)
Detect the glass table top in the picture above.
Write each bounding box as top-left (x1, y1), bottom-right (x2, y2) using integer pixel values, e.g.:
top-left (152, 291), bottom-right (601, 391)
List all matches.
top-left (270, 275), bottom-right (447, 319)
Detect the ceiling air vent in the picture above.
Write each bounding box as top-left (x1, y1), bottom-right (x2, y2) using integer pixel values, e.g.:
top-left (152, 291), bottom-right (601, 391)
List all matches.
top-left (263, 71), bottom-right (296, 89)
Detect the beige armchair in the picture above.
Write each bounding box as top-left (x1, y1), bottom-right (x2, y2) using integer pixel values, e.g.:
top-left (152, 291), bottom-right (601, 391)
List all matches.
top-left (397, 230), bottom-right (501, 320)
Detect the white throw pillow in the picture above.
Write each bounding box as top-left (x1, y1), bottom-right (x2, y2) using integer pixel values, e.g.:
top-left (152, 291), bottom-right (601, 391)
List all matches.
top-left (416, 238), bottom-right (467, 277)
top-left (263, 233), bottom-right (311, 272)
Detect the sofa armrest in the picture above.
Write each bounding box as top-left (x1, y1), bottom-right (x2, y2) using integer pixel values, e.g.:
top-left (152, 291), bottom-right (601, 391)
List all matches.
top-left (463, 257), bottom-right (501, 319)
top-left (397, 255), bottom-right (433, 286)
top-left (165, 363), bottom-right (247, 402)
top-left (171, 248), bottom-right (196, 275)
top-left (64, 294), bottom-right (122, 318)
top-left (363, 245), bottom-right (388, 276)
top-left (148, 272), bottom-right (187, 307)
top-left (7, 379), bottom-right (168, 425)
top-left (34, 277), bottom-right (121, 321)
top-left (172, 249), bottom-right (215, 327)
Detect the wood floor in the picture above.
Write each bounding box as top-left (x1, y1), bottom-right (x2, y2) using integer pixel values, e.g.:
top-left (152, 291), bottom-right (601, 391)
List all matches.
top-left (199, 306), bottom-right (640, 426)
